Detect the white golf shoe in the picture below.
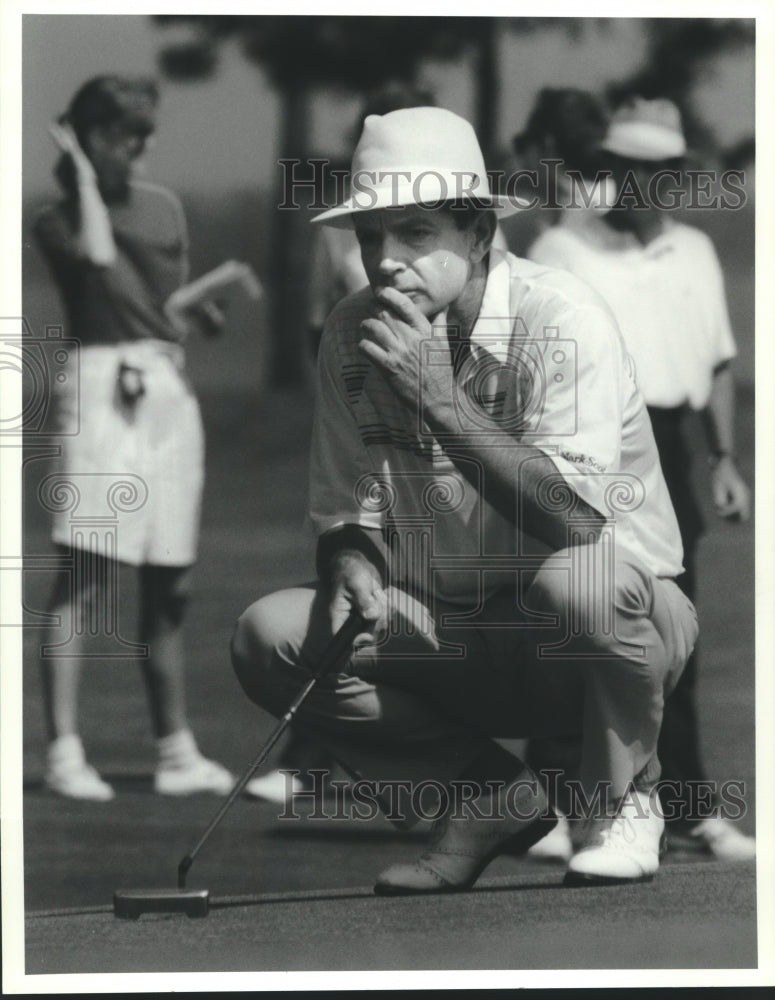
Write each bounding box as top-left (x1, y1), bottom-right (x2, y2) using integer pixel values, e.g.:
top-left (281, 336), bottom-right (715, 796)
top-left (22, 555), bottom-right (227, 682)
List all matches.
top-left (243, 769), bottom-right (307, 804)
top-left (527, 811), bottom-right (573, 862)
top-left (687, 817), bottom-right (756, 861)
top-left (565, 789), bottom-right (665, 885)
top-left (154, 728), bottom-right (235, 795)
top-left (45, 735), bottom-right (115, 802)
top-left (154, 756), bottom-right (235, 796)
top-left (45, 760), bottom-right (115, 802)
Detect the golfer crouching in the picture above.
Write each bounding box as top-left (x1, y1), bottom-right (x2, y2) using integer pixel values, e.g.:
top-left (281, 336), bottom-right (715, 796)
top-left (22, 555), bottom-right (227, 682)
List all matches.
top-left (231, 108), bottom-right (698, 892)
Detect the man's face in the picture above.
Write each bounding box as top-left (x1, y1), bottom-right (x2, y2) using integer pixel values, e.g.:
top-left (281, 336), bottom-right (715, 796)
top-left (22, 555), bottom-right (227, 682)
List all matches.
top-left (605, 153), bottom-right (679, 213)
top-left (353, 205), bottom-right (484, 318)
top-left (609, 155), bottom-right (654, 194)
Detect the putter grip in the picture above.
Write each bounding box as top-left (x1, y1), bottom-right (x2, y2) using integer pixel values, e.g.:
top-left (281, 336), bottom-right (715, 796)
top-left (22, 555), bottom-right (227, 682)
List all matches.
top-left (312, 611), bottom-right (366, 680)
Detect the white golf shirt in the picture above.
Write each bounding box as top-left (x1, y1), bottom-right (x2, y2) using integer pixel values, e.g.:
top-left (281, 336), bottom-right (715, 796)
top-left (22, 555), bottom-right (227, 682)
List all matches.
top-left (528, 216), bottom-right (737, 410)
top-left (309, 248), bottom-right (683, 606)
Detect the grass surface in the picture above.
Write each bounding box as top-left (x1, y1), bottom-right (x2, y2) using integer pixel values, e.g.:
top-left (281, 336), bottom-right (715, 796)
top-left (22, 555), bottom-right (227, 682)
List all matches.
top-left (24, 863), bottom-right (757, 974)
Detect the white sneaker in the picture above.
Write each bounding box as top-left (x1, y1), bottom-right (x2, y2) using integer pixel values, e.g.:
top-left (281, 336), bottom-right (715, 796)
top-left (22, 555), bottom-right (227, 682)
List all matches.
top-left (154, 756), bottom-right (235, 796)
top-left (45, 760), bottom-right (115, 802)
top-left (565, 790), bottom-right (665, 885)
top-left (243, 769), bottom-right (307, 804)
top-left (45, 735), bottom-right (115, 802)
top-left (687, 817), bottom-right (756, 861)
top-left (527, 812), bottom-right (573, 862)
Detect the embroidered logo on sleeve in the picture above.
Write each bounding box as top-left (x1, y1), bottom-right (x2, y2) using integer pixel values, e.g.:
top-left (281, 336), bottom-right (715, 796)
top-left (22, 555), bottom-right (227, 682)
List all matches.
top-left (559, 449), bottom-right (606, 473)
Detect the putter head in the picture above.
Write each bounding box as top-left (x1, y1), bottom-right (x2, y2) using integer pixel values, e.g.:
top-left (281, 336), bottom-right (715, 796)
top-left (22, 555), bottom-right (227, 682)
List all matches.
top-left (113, 888), bottom-right (209, 920)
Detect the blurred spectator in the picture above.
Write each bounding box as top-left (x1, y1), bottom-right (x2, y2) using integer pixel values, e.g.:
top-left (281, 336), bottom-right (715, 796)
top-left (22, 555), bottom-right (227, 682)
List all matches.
top-left (526, 96), bottom-right (754, 861)
top-left (34, 75), bottom-right (234, 800)
top-left (503, 86), bottom-right (611, 256)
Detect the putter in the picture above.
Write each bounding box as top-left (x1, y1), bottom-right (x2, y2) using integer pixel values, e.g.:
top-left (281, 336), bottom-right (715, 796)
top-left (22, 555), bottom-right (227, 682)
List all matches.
top-left (113, 610), bottom-right (365, 919)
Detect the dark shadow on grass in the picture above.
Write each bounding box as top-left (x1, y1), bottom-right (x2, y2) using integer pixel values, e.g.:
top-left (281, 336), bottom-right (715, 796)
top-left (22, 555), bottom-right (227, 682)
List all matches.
top-left (24, 773), bottom-right (156, 794)
top-left (27, 874), bottom-right (567, 920)
top-left (209, 876), bottom-right (569, 911)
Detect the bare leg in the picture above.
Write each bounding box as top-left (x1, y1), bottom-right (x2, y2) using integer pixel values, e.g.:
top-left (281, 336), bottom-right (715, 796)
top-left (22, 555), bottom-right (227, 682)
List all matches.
top-left (139, 564), bottom-right (234, 795)
top-left (40, 548), bottom-right (103, 741)
top-left (40, 547), bottom-right (115, 800)
top-left (137, 564), bottom-right (191, 739)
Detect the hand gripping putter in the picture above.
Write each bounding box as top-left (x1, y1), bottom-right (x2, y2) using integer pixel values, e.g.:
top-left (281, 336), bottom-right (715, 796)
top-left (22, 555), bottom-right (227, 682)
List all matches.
top-left (113, 612), bottom-right (365, 919)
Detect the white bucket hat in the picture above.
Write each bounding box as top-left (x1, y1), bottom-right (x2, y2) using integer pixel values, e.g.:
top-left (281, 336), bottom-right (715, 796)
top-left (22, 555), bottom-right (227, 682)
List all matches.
top-left (600, 97), bottom-right (687, 161)
top-left (312, 107), bottom-right (526, 227)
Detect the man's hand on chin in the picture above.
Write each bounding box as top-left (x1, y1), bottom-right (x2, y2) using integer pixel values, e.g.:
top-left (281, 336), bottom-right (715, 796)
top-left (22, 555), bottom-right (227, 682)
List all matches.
top-left (358, 286), bottom-right (454, 411)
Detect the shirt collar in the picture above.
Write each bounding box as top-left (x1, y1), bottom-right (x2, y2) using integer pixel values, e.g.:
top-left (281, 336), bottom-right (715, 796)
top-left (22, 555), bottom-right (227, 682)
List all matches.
top-left (588, 213), bottom-right (677, 254)
top-left (467, 248), bottom-right (514, 365)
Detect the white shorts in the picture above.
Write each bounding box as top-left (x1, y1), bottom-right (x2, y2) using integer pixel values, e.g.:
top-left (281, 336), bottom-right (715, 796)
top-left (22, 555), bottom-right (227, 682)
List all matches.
top-left (48, 341), bottom-right (205, 567)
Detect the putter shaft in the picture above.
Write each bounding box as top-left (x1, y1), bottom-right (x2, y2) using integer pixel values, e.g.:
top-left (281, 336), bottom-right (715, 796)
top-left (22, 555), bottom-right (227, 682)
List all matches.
top-left (177, 611), bottom-right (365, 888)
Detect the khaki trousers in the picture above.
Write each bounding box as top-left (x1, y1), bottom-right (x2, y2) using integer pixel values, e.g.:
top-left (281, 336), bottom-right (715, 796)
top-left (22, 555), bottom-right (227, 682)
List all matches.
top-left (231, 542), bottom-right (698, 808)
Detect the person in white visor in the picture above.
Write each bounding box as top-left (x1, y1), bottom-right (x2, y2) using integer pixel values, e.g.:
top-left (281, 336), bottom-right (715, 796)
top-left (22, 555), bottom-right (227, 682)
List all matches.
top-left (528, 96), bottom-right (754, 862)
